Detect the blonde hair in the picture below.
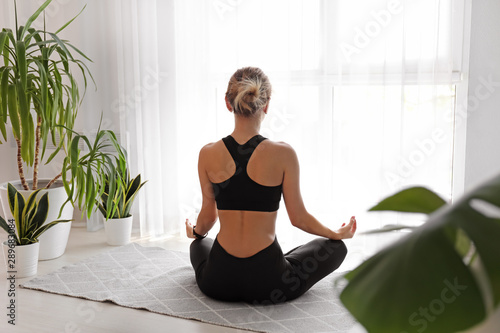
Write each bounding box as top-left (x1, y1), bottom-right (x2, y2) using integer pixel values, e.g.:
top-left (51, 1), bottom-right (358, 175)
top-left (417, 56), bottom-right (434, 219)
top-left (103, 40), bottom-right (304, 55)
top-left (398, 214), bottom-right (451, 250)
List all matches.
top-left (225, 67), bottom-right (272, 117)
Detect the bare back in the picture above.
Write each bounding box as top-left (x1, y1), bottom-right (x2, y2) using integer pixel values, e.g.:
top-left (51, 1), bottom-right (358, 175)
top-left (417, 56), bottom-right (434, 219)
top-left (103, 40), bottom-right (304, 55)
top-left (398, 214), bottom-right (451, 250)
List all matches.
top-left (201, 136), bottom-right (286, 257)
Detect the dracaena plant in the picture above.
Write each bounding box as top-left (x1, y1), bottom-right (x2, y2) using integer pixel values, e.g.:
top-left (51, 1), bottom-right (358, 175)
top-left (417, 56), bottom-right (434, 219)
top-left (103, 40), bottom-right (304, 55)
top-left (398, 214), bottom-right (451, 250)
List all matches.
top-left (0, 183), bottom-right (71, 245)
top-left (0, 0), bottom-right (93, 191)
top-left (97, 155), bottom-right (147, 220)
top-left (340, 178), bottom-right (500, 333)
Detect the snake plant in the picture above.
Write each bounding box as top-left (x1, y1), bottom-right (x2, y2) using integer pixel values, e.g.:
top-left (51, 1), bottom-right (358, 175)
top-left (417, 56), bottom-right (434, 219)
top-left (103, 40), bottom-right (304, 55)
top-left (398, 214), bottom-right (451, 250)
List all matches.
top-left (0, 0), bottom-right (93, 191)
top-left (0, 183), bottom-right (71, 245)
top-left (97, 156), bottom-right (147, 220)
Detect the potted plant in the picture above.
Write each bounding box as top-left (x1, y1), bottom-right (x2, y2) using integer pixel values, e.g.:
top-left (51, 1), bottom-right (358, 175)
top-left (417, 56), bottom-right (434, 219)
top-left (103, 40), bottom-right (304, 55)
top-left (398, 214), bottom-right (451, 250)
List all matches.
top-left (0, 183), bottom-right (71, 278)
top-left (340, 175), bottom-right (500, 333)
top-left (97, 156), bottom-right (147, 246)
top-left (0, 0), bottom-right (93, 260)
top-left (60, 123), bottom-right (126, 219)
top-left (59, 125), bottom-right (145, 245)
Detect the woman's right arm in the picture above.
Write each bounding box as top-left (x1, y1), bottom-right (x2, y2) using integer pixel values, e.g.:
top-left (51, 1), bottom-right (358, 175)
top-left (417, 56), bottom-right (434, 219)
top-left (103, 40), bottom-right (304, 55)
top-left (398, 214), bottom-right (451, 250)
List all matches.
top-left (186, 144), bottom-right (219, 238)
top-left (281, 143), bottom-right (356, 240)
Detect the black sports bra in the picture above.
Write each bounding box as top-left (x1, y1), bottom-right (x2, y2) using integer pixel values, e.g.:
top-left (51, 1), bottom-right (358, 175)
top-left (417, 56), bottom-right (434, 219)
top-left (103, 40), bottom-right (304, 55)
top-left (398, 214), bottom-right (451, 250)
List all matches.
top-left (211, 135), bottom-right (283, 212)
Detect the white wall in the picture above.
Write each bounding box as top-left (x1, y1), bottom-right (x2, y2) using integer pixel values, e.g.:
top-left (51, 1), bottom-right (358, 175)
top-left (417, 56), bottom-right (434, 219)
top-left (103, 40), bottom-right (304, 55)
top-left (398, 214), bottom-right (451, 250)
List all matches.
top-left (0, 1), bottom-right (123, 219)
top-left (464, 0), bottom-right (500, 191)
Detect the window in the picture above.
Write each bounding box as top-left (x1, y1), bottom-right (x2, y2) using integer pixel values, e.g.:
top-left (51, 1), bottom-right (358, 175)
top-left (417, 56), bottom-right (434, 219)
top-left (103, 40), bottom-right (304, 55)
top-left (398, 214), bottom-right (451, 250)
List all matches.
top-left (173, 0), bottom-right (469, 244)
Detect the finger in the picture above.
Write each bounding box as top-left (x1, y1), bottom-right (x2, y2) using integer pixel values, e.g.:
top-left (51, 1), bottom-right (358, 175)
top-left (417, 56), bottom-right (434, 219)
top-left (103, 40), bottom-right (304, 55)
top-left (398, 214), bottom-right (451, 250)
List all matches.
top-left (342, 223), bottom-right (346, 227)
top-left (352, 221), bottom-right (357, 233)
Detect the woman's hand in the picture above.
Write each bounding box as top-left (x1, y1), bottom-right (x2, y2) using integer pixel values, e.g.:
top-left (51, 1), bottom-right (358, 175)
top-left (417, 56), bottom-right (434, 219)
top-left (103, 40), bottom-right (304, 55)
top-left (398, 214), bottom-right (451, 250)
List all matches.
top-left (334, 216), bottom-right (357, 240)
top-left (185, 219), bottom-right (195, 239)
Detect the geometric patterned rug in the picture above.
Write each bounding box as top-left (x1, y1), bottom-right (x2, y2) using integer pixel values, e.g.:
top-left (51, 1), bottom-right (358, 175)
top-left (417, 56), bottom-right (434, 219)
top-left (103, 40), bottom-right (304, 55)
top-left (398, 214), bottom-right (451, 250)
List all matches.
top-left (20, 243), bottom-right (357, 333)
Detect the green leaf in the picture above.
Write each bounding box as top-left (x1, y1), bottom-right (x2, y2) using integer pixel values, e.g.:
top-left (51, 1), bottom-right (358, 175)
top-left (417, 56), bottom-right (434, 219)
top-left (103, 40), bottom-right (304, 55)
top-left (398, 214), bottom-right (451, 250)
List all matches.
top-left (70, 135), bottom-right (80, 174)
top-left (32, 192), bottom-right (49, 231)
top-left (66, 42), bottom-right (92, 62)
top-left (369, 186), bottom-right (447, 214)
top-left (7, 84), bottom-right (21, 140)
top-left (32, 219), bottom-right (71, 240)
top-left (86, 177), bottom-right (95, 217)
top-left (0, 31), bottom-right (7, 58)
top-left (55, 5), bottom-right (87, 34)
top-left (340, 174), bottom-right (500, 333)
top-left (126, 175), bottom-right (141, 201)
top-left (0, 214), bottom-right (19, 245)
top-left (16, 79), bottom-right (32, 163)
top-left (1, 67), bottom-right (10, 124)
top-left (2, 30), bottom-right (12, 67)
top-left (22, 189), bottom-right (41, 222)
top-left (0, 215), bottom-right (12, 234)
top-left (20, 0), bottom-right (53, 40)
top-left (47, 33), bottom-right (74, 61)
top-left (26, 115), bottom-right (35, 165)
top-left (13, 192), bottom-right (25, 238)
top-left (23, 190), bottom-right (44, 239)
top-left (45, 141), bottom-right (62, 164)
top-left (33, 59), bottom-right (48, 124)
top-left (85, 163), bottom-right (93, 207)
top-left (107, 166), bottom-right (116, 219)
top-left (76, 167), bottom-right (85, 209)
top-left (7, 183), bottom-right (17, 214)
top-left (15, 41), bottom-right (27, 89)
top-left (454, 208), bottom-right (500, 307)
top-left (0, 71), bottom-right (6, 141)
top-left (25, 28), bottom-right (43, 51)
top-left (341, 228), bottom-right (485, 333)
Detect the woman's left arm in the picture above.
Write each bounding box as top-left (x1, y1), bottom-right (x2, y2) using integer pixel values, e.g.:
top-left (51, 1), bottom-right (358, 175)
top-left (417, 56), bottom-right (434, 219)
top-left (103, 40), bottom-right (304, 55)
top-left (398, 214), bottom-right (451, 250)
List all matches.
top-left (186, 145), bottom-right (218, 238)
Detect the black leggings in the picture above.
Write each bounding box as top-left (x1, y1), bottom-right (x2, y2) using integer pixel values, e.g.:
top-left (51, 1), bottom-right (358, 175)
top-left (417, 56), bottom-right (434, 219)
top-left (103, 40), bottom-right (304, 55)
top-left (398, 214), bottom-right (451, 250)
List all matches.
top-left (190, 236), bottom-right (347, 304)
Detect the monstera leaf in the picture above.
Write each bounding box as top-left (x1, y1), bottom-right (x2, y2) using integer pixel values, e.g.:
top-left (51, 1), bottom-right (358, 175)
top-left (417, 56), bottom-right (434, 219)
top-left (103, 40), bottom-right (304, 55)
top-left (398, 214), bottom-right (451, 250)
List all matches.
top-left (340, 175), bottom-right (500, 333)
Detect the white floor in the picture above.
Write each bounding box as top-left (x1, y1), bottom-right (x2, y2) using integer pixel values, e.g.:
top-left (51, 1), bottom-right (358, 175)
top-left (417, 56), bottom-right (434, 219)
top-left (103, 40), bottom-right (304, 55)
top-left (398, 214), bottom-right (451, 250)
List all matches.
top-left (0, 222), bottom-right (402, 333)
top-left (2, 226), bottom-right (499, 333)
top-left (0, 226), bottom-right (400, 333)
top-left (0, 223), bottom-right (387, 333)
top-left (1, 227), bottom-right (253, 333)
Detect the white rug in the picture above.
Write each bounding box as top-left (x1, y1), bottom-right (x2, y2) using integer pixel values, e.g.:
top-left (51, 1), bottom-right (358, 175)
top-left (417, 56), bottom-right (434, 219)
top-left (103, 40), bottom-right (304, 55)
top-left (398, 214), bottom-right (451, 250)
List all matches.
top-left (20, 243), bottom-right (356, 333)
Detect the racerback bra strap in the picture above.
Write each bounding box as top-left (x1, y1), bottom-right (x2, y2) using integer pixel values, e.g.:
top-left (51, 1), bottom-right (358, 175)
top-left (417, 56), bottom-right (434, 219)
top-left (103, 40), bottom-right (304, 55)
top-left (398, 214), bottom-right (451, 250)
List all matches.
top-left (222, 135), bottom-right (267, 167)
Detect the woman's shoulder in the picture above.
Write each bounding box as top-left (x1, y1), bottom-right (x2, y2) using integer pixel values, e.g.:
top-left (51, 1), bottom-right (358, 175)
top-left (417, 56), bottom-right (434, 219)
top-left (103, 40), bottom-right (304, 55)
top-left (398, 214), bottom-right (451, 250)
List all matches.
top-left (199, 137), bottom-right (296, 159)
top-left (263, 138), bottom-right (294, 151)
top-left (199, 139), bottom-right (224, 156)
top-left (260, 138), bottom-right (297, 159)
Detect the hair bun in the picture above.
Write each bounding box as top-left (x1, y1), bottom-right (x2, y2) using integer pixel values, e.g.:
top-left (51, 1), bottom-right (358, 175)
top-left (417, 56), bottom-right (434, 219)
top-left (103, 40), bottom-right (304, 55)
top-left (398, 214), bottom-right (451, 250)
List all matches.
top-left (226, 67), bottom-right (272, 117)
top-left (243, 78), bottom-right (261, 100)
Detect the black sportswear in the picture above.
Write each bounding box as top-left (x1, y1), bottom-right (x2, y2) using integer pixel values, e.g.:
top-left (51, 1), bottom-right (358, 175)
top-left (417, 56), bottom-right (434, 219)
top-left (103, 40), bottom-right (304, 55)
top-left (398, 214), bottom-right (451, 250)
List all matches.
top-left (211, 135), bottom-right (282, 212)
top-left (190, 134), bottom-right (348, 303)
top-left (190, 237), bottom-right (347, 303)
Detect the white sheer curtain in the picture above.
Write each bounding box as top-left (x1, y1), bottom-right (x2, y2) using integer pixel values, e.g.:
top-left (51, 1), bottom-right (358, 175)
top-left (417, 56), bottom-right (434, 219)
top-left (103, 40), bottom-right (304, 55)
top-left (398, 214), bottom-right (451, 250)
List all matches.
top-left (2, 0), bottom-right (179, 237)
top-left (3, 1), bottom-right (470, 244)
top-left (174, 0), bottom-right (470, 248)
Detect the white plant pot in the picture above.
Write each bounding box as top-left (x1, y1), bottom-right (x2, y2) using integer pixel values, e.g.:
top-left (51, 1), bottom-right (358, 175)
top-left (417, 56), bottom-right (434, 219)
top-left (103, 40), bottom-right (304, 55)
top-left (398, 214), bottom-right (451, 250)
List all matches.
top-left (0, 179), bottom-right (73, 260)
top-left (104, 216), bottom-right (133, 246)
top-left (2, 241), bottom-right (40, 278)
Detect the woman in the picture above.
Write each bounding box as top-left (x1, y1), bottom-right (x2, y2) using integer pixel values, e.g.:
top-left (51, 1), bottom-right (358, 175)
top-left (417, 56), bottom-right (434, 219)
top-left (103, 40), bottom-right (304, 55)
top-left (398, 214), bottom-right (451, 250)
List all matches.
top-left (186, 67), bottom-right (357, 304)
